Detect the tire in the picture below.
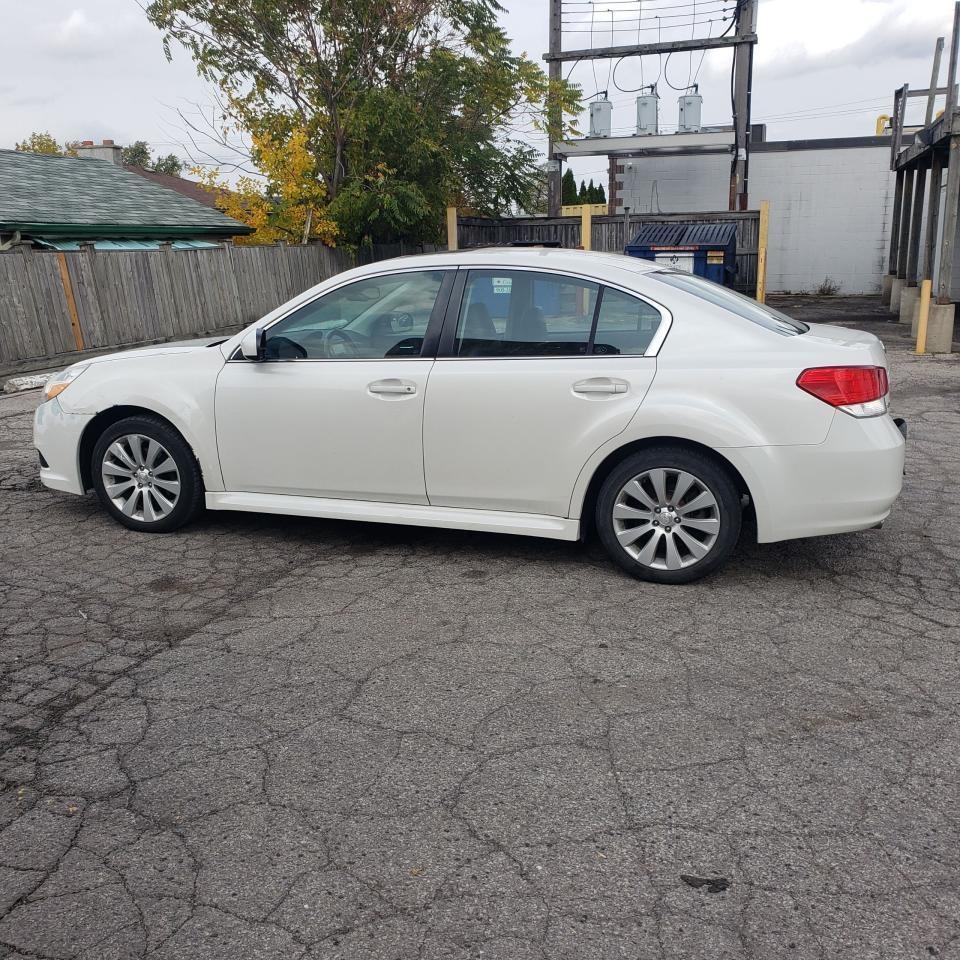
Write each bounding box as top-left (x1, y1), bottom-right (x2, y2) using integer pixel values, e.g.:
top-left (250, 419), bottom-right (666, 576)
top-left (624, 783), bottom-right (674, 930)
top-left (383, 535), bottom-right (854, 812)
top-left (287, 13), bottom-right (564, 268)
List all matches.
top-left (91, 415), bottom-right (204, 533)
top-left (595, 446), bottom-right (742, 584)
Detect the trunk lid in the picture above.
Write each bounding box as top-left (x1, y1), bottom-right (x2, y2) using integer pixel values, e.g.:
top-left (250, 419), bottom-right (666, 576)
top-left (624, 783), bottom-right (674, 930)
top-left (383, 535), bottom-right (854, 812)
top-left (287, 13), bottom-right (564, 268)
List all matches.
top-left (799, 323), bottom-right (888, 368)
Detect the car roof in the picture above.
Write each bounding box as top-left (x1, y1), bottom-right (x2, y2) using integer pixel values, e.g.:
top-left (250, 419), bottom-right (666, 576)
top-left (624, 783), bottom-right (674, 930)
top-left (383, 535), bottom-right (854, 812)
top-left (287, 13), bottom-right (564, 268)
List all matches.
top-left (347, 246), bottom-right (663, 279)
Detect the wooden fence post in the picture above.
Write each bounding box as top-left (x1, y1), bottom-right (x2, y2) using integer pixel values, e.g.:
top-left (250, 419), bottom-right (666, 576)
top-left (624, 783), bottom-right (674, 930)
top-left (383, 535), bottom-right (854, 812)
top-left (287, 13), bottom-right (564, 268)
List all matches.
top-left (581, 205), bottom-right (592, 251)
top-left (755, 200), bottom-right (770, 303)
top-left (55, 252), bottom-right (85, 352)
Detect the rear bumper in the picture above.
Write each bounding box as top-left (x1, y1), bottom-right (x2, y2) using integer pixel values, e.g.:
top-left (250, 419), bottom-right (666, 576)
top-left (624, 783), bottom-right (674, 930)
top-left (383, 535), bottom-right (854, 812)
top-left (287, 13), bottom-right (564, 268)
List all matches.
top-left (33, 398), bottom-right (92, 496)
top-left (722, 412), bottom-right (906, 544)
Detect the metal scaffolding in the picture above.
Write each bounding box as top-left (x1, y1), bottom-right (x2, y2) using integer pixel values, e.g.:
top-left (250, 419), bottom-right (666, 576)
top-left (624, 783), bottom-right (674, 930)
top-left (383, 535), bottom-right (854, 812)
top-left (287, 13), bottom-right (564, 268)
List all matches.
top-left (885, 2), bottom-right (960, 352)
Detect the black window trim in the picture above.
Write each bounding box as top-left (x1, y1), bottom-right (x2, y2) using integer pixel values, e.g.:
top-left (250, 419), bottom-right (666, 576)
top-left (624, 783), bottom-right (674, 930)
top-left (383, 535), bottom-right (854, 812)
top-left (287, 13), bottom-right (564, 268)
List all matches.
top-left (228, 266), bottom-right (457, 362)
top-left (435, 265), bottom-right (672, 360)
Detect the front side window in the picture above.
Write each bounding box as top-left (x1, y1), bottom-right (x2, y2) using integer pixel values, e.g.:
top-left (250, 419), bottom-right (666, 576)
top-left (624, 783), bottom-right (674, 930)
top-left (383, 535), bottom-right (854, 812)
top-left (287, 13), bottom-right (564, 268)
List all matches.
top-left (264, 270), bottom-right (446, 360)
top-left (455, 270), bottom-right (599, 357)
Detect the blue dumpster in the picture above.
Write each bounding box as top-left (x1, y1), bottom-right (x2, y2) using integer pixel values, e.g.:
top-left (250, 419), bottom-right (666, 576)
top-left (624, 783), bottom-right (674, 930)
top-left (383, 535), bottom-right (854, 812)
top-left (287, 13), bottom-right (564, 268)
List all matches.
top-left (625, 221), bottom-right (738, 288)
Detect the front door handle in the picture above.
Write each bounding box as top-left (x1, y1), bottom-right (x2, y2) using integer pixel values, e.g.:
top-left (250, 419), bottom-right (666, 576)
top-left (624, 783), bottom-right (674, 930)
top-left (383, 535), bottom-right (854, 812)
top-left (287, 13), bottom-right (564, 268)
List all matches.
top-left (368, 378), bottom-right (416, 396)
top-left (572, 377), bottom-right (629, 395)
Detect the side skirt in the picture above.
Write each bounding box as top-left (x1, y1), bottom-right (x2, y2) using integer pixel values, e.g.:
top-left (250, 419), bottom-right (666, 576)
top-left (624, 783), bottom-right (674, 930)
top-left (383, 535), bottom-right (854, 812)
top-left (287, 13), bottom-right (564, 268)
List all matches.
top-left (205, 492), bottom-right (581, 541)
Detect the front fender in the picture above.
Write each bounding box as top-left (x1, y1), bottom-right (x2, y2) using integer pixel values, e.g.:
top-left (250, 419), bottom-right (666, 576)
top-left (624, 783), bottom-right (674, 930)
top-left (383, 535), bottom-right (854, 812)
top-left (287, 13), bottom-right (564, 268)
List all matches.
top-left (58, 350), bottom-right (225, 491)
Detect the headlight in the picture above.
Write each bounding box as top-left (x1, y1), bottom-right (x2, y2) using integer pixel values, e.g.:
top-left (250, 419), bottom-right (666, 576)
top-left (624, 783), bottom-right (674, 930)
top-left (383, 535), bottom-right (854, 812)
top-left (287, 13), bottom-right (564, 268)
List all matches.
top-left (43, 364), bottom-right (90, 402)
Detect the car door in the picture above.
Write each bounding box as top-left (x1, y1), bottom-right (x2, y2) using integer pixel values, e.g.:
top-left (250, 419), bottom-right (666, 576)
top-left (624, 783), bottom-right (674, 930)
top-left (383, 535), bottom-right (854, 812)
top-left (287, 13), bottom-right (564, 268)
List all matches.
top-left (215, 269), bottom-right (452, 503)
top-left (422, 267), bottom-right (666, 516)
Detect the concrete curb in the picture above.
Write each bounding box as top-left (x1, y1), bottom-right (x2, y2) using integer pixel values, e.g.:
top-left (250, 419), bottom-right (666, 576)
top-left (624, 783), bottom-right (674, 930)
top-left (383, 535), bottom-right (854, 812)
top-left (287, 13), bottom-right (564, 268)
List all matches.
top-left (3, 374), bottom-right (51, 395)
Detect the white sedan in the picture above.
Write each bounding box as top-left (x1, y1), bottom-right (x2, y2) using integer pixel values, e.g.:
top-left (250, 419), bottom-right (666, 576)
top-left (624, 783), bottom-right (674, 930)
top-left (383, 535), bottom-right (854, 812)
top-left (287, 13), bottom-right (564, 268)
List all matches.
top-left (34, 248), bottom-right (905, 583)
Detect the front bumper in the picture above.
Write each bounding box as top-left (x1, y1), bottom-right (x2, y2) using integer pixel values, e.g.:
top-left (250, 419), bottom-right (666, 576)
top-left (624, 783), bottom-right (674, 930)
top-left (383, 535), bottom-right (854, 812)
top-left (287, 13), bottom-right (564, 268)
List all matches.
top-left (723, 412), bottom-right (906, 544)
top-left (33, 398), bottom-right (93, 495)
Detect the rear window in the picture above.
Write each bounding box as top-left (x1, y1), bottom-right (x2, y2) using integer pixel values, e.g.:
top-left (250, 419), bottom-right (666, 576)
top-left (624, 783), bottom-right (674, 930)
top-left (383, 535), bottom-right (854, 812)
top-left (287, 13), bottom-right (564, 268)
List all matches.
top-left (649, 270), bottom-right (808, 337)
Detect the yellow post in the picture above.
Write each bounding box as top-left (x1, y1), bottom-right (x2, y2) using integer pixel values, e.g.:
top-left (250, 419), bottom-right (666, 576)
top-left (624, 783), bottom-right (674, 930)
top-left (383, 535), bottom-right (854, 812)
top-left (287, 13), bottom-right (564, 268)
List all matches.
top-left (581, 204), bottom-right (592, 251)
top-left (446, 206), bottom-right (458, 251)
top-left (756, 200), bottom-right (770, 303)
top-left (915, 278), bottom-right (932, 354)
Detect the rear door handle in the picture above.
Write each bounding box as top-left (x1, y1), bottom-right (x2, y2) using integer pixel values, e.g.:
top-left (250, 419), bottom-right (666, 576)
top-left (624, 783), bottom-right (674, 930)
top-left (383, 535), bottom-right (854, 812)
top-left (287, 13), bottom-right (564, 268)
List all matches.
top-left (572, 378), bottom-right (629, 395)
top-left (368, 378), bottom-right (417, 396)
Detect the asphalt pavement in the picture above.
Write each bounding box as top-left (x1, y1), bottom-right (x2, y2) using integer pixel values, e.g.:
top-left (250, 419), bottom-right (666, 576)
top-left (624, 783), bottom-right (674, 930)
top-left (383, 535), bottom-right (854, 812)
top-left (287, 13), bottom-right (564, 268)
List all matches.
top-left (0, 298), bottom-right (958, 959)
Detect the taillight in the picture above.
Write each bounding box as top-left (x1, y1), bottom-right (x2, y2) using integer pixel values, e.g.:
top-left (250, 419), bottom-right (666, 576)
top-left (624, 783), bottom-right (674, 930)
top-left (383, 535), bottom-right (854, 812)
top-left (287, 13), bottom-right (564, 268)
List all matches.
top-left (796, 366), bottom-right (889, 418)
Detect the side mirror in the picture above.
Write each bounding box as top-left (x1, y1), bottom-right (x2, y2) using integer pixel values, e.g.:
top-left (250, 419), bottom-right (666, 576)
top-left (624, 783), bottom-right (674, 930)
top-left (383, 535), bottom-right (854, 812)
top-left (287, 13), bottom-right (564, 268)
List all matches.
top-left (240, 326), bottom-right (266, 361)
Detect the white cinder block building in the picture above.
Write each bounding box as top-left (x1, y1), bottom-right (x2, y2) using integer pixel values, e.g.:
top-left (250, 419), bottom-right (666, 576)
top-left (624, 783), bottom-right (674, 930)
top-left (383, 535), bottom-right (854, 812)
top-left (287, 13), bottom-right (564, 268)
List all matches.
top-left (610, 136), bottom-right (904, 294)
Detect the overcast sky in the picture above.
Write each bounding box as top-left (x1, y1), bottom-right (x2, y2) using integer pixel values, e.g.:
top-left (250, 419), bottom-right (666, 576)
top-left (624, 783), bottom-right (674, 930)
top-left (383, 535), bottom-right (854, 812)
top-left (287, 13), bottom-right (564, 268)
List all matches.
top-left (0, 0), bottom-right (953, 187)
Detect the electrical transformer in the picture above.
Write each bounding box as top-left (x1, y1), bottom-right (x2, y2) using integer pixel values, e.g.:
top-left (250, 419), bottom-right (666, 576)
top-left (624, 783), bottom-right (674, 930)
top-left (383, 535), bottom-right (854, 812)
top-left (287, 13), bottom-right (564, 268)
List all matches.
top-left (589, 98), bottom-right (612, 138)
top-left (635, 92), bottom-right (659, 136)
top-left (678, 92), bottom-right (703, 133)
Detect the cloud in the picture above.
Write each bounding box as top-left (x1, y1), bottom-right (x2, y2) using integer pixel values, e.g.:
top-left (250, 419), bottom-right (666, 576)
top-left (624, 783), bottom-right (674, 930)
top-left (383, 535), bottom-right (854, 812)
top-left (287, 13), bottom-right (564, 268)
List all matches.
top-left (758, 5), bottom-right (951, 78)
top-left (40, 8), bottom-right (121, 60)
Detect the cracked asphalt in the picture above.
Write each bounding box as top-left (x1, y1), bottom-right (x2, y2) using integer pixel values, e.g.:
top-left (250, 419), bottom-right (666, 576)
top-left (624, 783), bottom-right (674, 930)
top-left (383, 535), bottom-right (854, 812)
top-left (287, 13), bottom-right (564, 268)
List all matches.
top-left (0, 297), bottom-right (958, 960)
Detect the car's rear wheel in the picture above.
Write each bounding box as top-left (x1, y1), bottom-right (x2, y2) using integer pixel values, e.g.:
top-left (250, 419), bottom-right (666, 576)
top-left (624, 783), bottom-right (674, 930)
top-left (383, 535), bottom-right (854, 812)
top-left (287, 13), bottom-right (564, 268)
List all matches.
top-left (595, 447), bottom-right (742, 584)
top-left (91, 416), bottom-right (204, 532)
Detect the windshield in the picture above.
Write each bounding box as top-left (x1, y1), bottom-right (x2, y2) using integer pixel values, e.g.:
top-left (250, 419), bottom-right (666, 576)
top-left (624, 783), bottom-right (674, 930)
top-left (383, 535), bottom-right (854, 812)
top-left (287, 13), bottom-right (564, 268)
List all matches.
top-left (649, 270), bottom-right (808, 337)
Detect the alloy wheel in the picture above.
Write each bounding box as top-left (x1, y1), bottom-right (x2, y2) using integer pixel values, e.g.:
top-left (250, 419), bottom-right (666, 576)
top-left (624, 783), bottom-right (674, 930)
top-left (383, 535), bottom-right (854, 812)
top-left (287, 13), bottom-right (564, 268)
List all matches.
top-left (612, 467), bottom-right (721, 570)
top-left (100, 434), bottom-right (181, 522)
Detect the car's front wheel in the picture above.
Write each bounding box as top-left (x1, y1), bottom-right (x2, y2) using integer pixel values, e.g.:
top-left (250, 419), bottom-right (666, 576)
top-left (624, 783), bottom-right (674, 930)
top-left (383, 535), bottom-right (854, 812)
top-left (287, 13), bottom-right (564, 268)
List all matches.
top-left (91, 416), bottom-right (204, 532)
top-left (595, 447), bottom-right (742, 584)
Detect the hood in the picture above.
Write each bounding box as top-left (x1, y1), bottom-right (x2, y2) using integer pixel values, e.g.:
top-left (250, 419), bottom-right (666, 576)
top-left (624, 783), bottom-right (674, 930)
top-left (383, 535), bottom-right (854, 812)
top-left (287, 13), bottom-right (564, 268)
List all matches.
top-left (77, 337), bottom-right (225, 368)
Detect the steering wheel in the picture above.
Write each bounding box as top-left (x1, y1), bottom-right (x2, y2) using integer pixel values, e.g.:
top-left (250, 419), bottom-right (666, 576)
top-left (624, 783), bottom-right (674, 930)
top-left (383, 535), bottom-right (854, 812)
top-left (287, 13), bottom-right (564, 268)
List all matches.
top-left (325, 328), bottom-right (361, 358)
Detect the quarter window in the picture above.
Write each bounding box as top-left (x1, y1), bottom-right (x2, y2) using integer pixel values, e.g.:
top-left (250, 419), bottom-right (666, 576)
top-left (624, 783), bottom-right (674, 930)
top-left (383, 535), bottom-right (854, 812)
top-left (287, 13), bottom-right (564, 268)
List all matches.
top-left (456, 270), bottom-right (599, 357)
top-left (592, 288), bottom-right (664, 356)
top-left (264, 270), bottom-right (446, 360)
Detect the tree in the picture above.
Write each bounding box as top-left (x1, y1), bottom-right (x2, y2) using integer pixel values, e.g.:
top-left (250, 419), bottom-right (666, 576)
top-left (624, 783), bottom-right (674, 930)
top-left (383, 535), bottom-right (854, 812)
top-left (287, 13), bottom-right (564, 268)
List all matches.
top-left (14, 132), bottom-right (78, 156)
top-left (145, 0), bottom-right (581, 246)
top-left (195, 126), bottom-right (337, 245)
top-left (152, 154), bottom-right (184, 176)
top-left (596, 182), bottom-right (606, 204)
top-left (122, 141), bottom-right (185, 176)
top-left (561, 168), bottom-right (578, 206)
top-left (122, 141), bottom-right (152, 167)
top-left (578, 180), bottom-right (588, 204)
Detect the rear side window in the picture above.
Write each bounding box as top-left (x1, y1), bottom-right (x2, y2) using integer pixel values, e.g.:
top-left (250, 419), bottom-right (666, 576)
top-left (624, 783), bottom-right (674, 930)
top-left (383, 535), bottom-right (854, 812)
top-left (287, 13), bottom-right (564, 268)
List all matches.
top-left (650, 270), bottom-right (808, 336)
top-left (456, 270), bottom-right (599, 357)
top-left (455, 269), bottom-right (663, 357)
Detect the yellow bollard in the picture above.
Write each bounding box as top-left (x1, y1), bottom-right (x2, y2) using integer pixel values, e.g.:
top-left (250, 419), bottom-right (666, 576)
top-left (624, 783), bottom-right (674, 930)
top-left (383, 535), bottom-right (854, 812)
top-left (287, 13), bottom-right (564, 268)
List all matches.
top-left (581, 204), bottom-right (592, 251)
top-left (446, 206), bottom-right (458, 251)
top-left (756, 200), bottom-right (770, 304)
top-left (915, 278), bottom-right (932, 355)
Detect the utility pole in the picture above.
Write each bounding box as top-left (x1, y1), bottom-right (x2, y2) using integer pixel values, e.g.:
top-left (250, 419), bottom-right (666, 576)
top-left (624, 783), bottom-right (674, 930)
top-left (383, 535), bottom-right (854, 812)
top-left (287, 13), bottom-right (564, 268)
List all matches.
top-left (543, 0), bottom-right (758, 216)
top-left (547, 0), bottom-right (562, 217)
top-left (730, 0), bottom-right (759, 210)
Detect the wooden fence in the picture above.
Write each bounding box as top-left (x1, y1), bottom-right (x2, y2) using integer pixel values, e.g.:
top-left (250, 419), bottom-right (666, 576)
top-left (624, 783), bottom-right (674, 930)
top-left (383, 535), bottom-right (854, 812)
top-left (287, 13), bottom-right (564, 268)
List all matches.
top-left (0, 243), bottom-right (354, 369)
top-left (1, 214), bottom-right (761, 370)
top-left (457, 211), bottom-right (761, 294)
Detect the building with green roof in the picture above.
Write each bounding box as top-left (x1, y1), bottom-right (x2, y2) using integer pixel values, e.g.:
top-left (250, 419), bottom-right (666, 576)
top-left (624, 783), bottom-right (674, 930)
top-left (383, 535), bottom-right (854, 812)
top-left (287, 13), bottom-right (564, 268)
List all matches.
top-left (0, 148), bottom-right (252, 250)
